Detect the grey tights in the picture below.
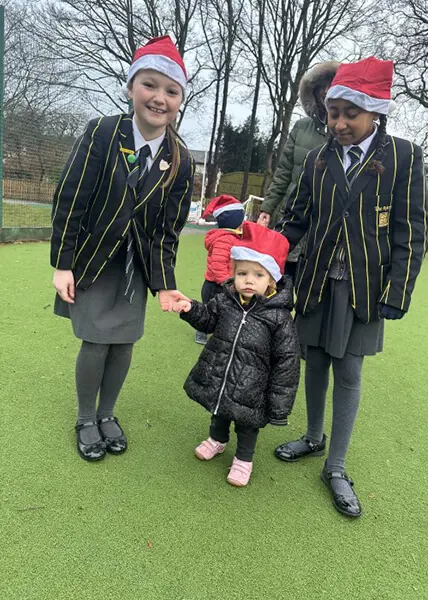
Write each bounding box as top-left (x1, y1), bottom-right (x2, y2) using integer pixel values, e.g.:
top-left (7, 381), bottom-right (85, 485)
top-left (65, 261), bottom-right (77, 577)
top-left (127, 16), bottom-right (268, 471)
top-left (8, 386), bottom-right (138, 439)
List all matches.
top-left (290, 346), bottom-right (364, 473)
top-left (75, 341), bottom-right (134, 444)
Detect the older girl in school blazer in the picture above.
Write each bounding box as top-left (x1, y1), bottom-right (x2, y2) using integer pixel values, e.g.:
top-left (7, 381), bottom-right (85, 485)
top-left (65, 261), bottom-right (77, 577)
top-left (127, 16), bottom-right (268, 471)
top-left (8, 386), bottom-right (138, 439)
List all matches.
top-left (275, 57), bottom-right (426, 518)
top-left (51, 36), bottom-right (195, 462)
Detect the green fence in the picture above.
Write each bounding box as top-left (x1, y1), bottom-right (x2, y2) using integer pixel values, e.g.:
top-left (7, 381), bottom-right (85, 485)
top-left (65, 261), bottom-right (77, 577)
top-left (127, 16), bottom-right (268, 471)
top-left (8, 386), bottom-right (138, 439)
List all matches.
top-left (217, 171), bottom-right (264, 199)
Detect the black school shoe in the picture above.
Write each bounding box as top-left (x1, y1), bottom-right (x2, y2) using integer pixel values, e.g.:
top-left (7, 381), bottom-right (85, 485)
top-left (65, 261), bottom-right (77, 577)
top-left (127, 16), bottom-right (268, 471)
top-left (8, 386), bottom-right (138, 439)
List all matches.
top-left (321, 463), bottom-right (362, 518)
top-left (98, 416), bottom-right (128, 455)
top-left (75, 421), bottom-right (106, 462)
top-left (275, 434), bottom-right (327, 462)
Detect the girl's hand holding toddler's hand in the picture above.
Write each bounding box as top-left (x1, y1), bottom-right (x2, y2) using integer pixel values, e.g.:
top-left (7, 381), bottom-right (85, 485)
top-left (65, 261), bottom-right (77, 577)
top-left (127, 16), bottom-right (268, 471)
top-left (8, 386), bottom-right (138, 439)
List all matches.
top-left (172, 300), bottom-right (192, 313)
top-left (53, 269), bottom-right (75, 303)
top-left (158, 289), bottom-right (190, 312)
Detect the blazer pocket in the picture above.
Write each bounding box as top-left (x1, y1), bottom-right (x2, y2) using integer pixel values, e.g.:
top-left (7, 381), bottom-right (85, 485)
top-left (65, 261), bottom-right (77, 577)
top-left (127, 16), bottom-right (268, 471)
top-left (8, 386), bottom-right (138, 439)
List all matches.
top-left (380, 262), bottom-right (392, 289)
top-left (295, 257), bottom-right (308, 289)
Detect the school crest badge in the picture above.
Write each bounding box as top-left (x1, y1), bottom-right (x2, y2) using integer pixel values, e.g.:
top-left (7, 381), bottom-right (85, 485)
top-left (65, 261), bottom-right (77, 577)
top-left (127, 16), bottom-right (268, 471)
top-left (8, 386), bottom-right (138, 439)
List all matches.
top-left (378, 211), bottom-right (389, 227)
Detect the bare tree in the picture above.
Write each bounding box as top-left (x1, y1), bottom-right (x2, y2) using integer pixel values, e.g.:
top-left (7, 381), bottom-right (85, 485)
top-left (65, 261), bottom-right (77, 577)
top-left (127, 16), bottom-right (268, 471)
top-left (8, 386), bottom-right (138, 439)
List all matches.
top-left (240, 0), bottom-right (378, 193)
top-left (381, 0), bottom-right (428, 109)
top-left (200, 0), bottom-right (244, 199)
top-left (239, 0), bottom-right (265, 201)
top-left (2, 0), bottom-right (36, 111)
top-left (31, 0), bottom-right (208, 123)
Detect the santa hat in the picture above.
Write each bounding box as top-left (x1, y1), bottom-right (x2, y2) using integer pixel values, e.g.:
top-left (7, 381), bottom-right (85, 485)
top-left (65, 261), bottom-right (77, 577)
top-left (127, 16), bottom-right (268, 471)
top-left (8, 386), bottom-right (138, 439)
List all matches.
top-left (230, 222), bottom-right (289, 282)
top-left (202, 195), bottom-right (244, 220)
top-left (325, 57), bottom-right (395, 115)
top-left (127, 35), bottom-right (187, 90)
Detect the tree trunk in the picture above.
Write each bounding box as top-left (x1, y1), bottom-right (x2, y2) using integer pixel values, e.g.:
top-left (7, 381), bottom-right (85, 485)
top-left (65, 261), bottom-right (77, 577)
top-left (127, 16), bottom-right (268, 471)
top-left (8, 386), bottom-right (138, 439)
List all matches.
top-left (276, 101), bottom-right (295, 157)
top-left (205, 0), bottom-right (235, 200)
top-left (261, 106), bottom-right (283, 196)
top-left (204, 162), bottom-right (218, 199)
top-left (240, 0), bottom-right (265, 202)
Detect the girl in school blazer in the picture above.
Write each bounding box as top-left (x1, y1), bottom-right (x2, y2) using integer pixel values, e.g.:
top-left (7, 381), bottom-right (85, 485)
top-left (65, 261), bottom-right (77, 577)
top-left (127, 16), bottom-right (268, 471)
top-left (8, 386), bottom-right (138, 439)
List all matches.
top-left (275, 57), bottom-right (426, 518)
top-left (51, 36), bottom-right (195, 462)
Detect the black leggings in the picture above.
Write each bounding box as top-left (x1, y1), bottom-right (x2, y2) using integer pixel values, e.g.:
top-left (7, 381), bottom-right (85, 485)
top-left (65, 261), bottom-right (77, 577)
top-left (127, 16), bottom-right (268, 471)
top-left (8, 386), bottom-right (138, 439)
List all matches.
top-left (210, 415), bottom-right (259, 461)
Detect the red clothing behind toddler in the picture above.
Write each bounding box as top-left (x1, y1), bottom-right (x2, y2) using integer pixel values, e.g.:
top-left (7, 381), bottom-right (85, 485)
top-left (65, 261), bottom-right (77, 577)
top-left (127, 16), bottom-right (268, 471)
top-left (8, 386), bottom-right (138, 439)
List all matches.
top-left (204, 228), bottom-right (242, 284)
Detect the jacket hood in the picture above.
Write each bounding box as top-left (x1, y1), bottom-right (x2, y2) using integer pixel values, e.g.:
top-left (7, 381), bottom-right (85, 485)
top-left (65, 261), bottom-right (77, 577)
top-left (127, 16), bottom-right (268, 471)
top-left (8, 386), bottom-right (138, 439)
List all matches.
top-left (204, 227), bottom-right (241, 251)
top-left (299, 61), bottom-right (340, 118)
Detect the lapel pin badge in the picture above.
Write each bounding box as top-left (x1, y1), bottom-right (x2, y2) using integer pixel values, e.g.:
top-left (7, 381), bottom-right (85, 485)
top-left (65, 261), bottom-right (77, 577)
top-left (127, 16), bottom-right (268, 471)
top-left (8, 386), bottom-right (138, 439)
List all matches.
top-left (159, 160), bottom-right (171, 171)
top-left (120, 147), bottom-right (137, 163)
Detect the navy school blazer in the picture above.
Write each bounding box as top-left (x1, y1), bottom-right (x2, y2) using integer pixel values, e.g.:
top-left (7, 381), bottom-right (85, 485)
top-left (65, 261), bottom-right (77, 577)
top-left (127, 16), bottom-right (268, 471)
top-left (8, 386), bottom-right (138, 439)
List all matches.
top-left (51, 113), bottom-right (195, 292)
top-left (276, 134), bottom-right (427, 323)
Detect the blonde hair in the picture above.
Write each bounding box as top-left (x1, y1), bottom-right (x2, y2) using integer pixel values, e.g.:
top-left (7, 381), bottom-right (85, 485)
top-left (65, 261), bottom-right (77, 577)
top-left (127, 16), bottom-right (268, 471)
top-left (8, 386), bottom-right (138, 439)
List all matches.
top-left (232, 260), bottom-right (277, 297)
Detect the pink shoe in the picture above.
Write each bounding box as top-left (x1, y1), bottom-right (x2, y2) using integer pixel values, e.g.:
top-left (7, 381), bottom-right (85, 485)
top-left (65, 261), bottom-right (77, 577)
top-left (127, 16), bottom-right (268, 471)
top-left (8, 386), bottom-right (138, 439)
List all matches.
top-left (227, 457), bottom-right (253, 487)
top-left (195, 437), bottom-right (227, 460)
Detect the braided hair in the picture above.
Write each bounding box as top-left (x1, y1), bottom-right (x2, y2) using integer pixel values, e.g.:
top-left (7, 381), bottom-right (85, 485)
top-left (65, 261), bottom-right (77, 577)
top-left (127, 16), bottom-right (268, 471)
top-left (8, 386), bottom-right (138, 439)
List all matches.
top-left (365, 115), bottom-right (388, 175)
top-left (316, 114), bottom-right (388, 174)
top-left (315, 131), bottom-right (335, 170)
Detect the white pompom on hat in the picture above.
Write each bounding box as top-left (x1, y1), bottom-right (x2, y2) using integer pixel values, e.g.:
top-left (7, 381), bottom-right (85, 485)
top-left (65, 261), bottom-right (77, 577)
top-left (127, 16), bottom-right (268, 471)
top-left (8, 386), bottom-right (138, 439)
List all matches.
top-left (127, 35), bottom-right (187, 91)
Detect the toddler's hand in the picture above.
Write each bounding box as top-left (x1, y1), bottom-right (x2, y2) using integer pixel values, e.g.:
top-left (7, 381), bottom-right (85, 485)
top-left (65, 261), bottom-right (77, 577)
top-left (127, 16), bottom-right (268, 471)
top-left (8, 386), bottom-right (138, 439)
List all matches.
top-left (158, 289), bottom-right (190, 312)
top-left (172, 300), bottom-right (192, 313)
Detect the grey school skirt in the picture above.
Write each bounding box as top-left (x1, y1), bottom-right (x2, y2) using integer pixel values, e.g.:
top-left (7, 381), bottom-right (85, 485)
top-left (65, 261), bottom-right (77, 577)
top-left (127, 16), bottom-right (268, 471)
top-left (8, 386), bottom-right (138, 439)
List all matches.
top-left (296, 278), bottom-right (384, 359)
top-left (54, 246), bottom-right (148, 344)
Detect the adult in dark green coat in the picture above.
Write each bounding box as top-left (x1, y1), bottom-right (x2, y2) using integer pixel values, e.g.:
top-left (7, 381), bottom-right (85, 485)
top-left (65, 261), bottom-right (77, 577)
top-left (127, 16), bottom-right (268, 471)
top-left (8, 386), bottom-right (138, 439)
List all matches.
top-left (258, 61), bottom-right (339, 267)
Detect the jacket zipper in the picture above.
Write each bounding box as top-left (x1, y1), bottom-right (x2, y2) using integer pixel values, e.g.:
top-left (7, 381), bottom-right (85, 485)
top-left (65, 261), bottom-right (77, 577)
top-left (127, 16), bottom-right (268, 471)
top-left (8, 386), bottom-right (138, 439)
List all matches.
top-left (213, 300), bottom-right (256, 416)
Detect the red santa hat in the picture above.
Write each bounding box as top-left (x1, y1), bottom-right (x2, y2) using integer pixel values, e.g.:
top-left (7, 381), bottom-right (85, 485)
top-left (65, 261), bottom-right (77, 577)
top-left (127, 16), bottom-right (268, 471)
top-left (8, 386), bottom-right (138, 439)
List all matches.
top-left (127, 35), bottom-right (187, 90)
top-left (325, 57), bottom-right (395, 115)
top-left (230, 222), bottom-right (289, 282)
top-left (202, 195), bottom-right (244, 219)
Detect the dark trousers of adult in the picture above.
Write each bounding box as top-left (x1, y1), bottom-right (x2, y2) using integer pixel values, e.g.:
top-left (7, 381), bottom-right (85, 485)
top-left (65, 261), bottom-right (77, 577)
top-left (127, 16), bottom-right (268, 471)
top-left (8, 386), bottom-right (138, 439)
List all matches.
top-left (304, 346), bottom-right (364, 472)
top-left (196, 280), bottom-right (224, 338)
top-left (201, 279), bottom-right (223, 304)
top-left (210, 415), bottom-right (259, 462)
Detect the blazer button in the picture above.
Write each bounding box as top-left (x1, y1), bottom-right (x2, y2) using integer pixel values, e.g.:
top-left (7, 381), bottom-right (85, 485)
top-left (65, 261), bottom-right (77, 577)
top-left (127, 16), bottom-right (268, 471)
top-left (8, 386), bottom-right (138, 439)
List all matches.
top-left (343, 211), bottom-right (350, 218)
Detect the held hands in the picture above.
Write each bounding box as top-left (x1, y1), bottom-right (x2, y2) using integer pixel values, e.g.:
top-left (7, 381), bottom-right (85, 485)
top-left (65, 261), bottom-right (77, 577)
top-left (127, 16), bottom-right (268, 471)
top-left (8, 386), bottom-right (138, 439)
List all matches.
top-left (53, 269), bottom-right (75, 303)
top-left (158, 289), bottom-right (191, 312)
top-left (172, 300), bottom-right (192, 314)
top-left (257, 212), bottom-right (271, 227)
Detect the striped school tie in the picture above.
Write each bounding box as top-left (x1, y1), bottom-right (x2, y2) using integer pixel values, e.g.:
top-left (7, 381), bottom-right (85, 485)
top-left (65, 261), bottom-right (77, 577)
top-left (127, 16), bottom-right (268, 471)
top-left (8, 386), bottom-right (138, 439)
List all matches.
top-left (345, 145), bottom-right (363, 182)
top-left (124, 144), bottom-right (151, 303)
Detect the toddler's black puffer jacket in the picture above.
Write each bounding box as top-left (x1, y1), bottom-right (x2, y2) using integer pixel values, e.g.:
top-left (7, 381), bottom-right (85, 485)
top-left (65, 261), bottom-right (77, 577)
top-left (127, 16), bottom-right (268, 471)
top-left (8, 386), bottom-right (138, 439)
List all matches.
top-left (180, 278), bottom-right (301, 429)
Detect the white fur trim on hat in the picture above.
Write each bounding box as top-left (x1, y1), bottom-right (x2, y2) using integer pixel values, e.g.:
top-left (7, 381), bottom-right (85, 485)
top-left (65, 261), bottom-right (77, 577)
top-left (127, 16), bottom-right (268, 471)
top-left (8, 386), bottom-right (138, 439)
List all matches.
top-left (326, 85), bottom-right (396, 115)
top-left (213, 204), bottom-right (245, 218)
top-left (230, 247), bottom-right (281, 282)
top-left (127, 55), bottom-right (187, 89)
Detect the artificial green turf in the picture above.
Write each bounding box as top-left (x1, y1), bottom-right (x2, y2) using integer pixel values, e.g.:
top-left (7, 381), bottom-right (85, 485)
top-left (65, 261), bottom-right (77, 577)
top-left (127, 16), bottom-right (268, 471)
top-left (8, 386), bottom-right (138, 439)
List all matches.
top-left (2, 203), bottom-right (52, 228)
top-left (1, 237), bottom-right (427, 599)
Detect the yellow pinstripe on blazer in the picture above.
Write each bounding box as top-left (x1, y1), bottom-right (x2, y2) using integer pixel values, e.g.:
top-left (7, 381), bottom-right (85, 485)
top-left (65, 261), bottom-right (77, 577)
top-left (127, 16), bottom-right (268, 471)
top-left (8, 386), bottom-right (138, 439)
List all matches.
top-left (277, 134), bottom-right (427, 323)
top-left (51, 113), bottom-right (195, 292)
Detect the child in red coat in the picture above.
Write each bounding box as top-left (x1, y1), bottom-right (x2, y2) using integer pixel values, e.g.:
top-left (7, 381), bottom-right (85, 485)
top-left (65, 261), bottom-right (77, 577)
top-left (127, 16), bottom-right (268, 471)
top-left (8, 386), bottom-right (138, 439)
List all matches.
top-left (196, 195), bottom-right (244, 344)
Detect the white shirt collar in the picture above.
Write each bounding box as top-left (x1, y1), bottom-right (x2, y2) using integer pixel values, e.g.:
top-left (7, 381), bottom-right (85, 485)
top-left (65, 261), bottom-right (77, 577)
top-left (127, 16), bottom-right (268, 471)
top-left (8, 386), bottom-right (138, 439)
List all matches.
top-left (132, 116), bottom-right (166, 158)
top-left (343, 124), bottom-right (378, 160)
